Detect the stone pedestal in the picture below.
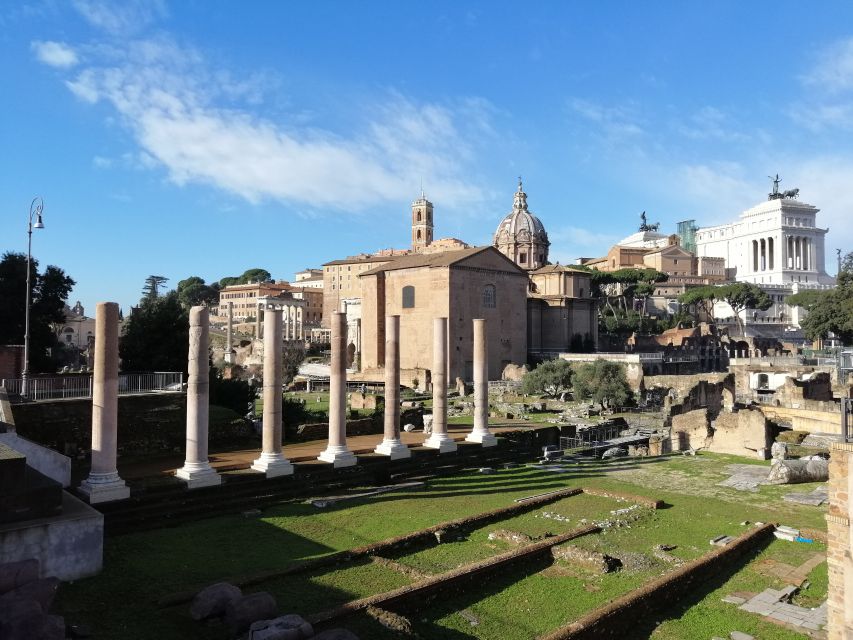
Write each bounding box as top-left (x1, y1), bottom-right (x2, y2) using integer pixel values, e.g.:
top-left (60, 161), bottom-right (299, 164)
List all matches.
top-left (251, 306), bottom-right (294, 477)
top-left (79, 302), bottom-right (130, 504)
top-left (375, 315), bottom-right (410, 460)
top-left (424, 317), bottom-right (457, 453)
top-left (319, 312), bottom-right (357, 467)
top-left (466, 319), bottom-right (498, 447)
top-left (177, 307), bottom-right (221, 488)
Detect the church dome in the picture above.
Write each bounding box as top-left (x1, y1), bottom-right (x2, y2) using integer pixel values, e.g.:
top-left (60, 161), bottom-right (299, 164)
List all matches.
top-left (493, 179), bottom-right (550, 270)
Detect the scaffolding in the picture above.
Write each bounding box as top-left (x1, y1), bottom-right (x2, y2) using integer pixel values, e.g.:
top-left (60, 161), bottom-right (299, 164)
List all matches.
top-left (677, 219), bottom-right (698, 254)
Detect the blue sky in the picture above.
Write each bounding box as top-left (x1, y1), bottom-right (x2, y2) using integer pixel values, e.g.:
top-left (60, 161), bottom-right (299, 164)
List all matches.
top-left (2, 1), bottom-right (853, 314)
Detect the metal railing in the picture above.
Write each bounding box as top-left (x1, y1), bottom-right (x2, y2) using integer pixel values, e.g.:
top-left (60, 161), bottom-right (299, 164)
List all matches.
top-left (1, 372), bottom-right (184, 402)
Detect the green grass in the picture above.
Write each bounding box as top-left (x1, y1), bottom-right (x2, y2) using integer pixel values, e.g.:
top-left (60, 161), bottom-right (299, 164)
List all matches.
top-left (56, 453), bottom-right (829, 640)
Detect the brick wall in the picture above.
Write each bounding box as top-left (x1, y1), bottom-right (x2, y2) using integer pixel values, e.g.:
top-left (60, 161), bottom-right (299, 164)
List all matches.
top-left (828, 442), bottom-right (853, 638)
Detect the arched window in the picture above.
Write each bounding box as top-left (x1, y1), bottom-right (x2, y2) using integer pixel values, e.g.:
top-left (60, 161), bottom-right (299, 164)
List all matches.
top-left (416, 211), bottom-right (422, 222)
top-left (417, 230), bottom-right (422, 240)
top-left (519, 252), bottom-right (527, 264)
top-left (482, 285), bottom-right (496, 308)
top-left (402, 286), bottom-right (415, 308)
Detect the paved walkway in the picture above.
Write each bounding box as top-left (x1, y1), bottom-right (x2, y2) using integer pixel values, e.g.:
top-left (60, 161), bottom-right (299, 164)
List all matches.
top-left (116, 422), bottom-right (543, 481)
top-left (738, 588), bottom-right (827, 631)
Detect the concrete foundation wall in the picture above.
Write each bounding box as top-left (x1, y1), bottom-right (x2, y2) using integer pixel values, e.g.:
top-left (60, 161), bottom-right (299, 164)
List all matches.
top-left (0, 492), bottom-right (103, 581)
top-left (0, 432), bottom-right (71, 487)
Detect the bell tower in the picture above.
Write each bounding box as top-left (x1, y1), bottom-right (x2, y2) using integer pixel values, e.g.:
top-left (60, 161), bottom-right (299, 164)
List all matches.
top-left (411, 191), bottom-right (433, 253)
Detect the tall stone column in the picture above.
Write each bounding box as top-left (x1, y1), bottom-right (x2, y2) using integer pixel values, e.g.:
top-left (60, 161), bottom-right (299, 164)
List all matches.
top-left (251, 306), bottom-right (294, 477)
top-left (318, 312), bottom-right (357, 467)
top-left (255, 303), bottom-right (262, 338)
top-left (424, 317), bottom-right (456, 453)
top-left (466, 319), bottom-right (497, 447)
top-left (224, 301), bottom-right (234, 364)
top-left (79, 302), bottom-right (130, 503)
top-left (177, 306), bottom-right (221, 488)
top-left (375, 315), bottom-right (410, 459)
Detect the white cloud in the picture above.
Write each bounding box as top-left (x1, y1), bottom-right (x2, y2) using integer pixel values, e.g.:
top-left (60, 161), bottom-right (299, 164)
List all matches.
top-left (92, 155), bottom-right (112, 168)
top-left (802, 36), bottom-right (853, 94)
top-left (72, 0), bottom-right (167, 35)
top-left (567, 98), bottom-right (644, 139)
top-left (31, 40), bottom-right (78, 68)
top-left (63, 38), bottom-right (487, 210)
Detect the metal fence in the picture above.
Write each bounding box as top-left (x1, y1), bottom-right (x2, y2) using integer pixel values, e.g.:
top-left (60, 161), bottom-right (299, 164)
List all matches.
top-left (0, 372), bottom-right (184, 402)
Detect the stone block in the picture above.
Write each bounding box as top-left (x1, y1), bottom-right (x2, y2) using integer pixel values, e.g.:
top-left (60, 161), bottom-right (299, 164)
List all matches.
top-left (225, 592), bottom-right (278, 635)
top-left (190, 582), bottom-right (242, 621)
top-left (729, 630), bottom-right (754, 639)
top-left (0, 577), bottom-right (60, 612)
top-left (313, 629), bottom-right (360, 640)
top-left (249, 614), bottom-right (314, 640)
top-left (2, 611), bottom-right (64, 640)
top-left (0, 559), bottom-right (39, 595)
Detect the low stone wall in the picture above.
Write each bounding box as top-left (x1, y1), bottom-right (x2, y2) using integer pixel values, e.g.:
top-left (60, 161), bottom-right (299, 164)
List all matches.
top-left (0, 491), bottom-right (103, 581)
top-left (540, 523), bottom-right (775, 639)
top-left (670, 407), bottom-right (772, 458)
top-left (296, 416), bottom-right (382, 441)
top-left (12, 394), bottom-right (253, 456)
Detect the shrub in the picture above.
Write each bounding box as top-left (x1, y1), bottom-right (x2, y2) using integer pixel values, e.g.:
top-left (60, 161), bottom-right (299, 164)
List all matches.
top-left (573, 360), bottom-right (633, 408)
top-left (521, 359), bottom-right (573, 398)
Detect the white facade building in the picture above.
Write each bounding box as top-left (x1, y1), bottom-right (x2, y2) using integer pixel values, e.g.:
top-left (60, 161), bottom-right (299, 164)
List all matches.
top-left (695, 193), bottom-right (835, 328)
top-left (695, 196), bottom-right (834, 287)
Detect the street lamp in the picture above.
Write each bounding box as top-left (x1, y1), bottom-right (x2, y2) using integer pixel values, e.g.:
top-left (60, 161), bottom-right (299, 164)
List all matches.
top-left (21, 197), bottom-right (45, 398)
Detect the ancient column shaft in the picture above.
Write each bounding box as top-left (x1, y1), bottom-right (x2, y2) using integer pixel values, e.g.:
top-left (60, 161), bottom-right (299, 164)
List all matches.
top-left (251, 305), bottom-right (293, 477)
top-left (318, 311), bottom-right (357, 466)
top-left (79, 302), bottom-right (130, 503)
top-left (375, 315), bottom-right (410, 459)
top-left (466, 318), bottom-right (497, 446)
top-left (424, 317), bottom-right (456, 452)
top-left (177, 307), bottom-right (220, 487)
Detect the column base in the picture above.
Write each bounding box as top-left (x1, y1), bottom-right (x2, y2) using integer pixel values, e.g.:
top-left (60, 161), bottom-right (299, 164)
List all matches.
top-left (176, 462), bottom-right (222, 489)
top-left (251, 452), bottom-right (294, 478)
top-left (374, 439), bottom-right (412, 460)
top-left (78, 472), bottom-right (130, 504)
top-left (318, 446), bottom-right (358, 468)
top-left (423, 434), bottom-right (458, 453)
top-left (466, 431), bottom-right (498, 447)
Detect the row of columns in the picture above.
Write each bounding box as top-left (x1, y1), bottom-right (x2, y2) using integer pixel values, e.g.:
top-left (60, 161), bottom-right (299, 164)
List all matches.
top-left (787, 235), bottom-right (812, 271)
top-left (78, 303), bottom-right (496, 503)
top-left (750, 235), bottom-right (813, 273)
top-left (253, 303), bottom-right (305, 340)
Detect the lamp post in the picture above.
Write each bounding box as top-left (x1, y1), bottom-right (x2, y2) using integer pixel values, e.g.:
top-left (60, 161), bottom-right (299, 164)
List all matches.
top-left (21, 197), bottom-right (45, 398)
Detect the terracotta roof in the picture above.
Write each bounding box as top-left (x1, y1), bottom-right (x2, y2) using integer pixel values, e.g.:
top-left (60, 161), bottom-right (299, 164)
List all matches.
top-left (322, 255), bottom-right (393, 266)
top-left (360, 246), bottom-right (525, 276)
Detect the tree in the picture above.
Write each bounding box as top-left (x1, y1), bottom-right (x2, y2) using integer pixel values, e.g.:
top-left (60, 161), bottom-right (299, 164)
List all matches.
top-left (239, 268), bottom-right (272, 284)
top-left (521, 359), bottom-right (573, 397)
top-left (572, 360), bottom-right (633, 409)
top-left (120, 291), bottom-right (189, 372)
top-left (282, 343), bottom-right (306, 385)
top-left (793, 250), bottom-right (853, 344)
top-left (678, 285), bottom-right (719, 322)
top-left (142, 275), bottom-right (169, 302)
top-left (176, 276), bottom-right (219, 308)
top-left (721, 282), bottom-right (772, 334)
top-left (0, 252), bottom-right (75, 373)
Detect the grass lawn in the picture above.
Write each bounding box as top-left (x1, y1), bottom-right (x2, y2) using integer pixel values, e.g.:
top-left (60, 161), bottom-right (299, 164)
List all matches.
top-left (56, 453), bottom-right (829, 639)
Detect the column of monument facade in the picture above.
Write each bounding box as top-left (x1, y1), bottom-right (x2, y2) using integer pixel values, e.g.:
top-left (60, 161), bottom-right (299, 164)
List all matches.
top-left (79, 302), bottom-right (130, 503)
top-left (251, 306), bottom-right (293, 477)
top-left (177, 306), bottom-right (221, 488)
top-left (466, 318), bottom-right (497, 447)
top-left (318, 311), bottom-right (357, 466)
top-left (424, 316), bottom-right (456, 452)
top-left (375, 315), bottom-right (410, 459)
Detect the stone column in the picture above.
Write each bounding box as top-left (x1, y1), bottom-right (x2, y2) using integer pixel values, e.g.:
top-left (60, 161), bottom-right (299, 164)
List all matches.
top-left (255, 303), bottom-right (262, 338)
top-left (251, 306), bottom-right (293, 477)
top-left (79, 302), bottom-right (130, 503)
top-left (318, 311), bottom-right (357, 467)
top-left (176, 306), bottom-right (221, 488)
top-left (424, 317), bottom-right (456, 452)
top-left (224, 301), bottom-right (234, 364)
top-left (466, 319), bottom-right (497, 447)
top-left (375, 315), bottom-right (410, 459)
